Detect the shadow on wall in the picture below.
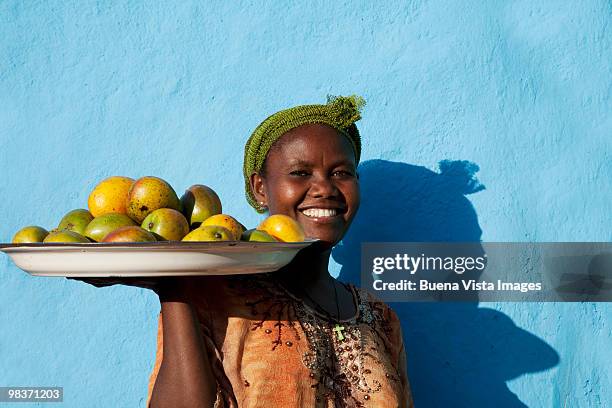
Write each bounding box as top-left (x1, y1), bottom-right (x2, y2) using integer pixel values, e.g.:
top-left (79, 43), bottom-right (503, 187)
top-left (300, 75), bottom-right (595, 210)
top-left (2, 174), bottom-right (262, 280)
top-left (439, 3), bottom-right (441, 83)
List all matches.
top-left (333, 159), bottom-right (560, 408)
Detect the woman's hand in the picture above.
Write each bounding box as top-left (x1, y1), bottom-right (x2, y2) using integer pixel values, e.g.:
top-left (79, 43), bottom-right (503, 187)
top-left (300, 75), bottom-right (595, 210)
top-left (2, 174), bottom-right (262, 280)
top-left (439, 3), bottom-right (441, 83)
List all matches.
top-left (67, 276), bottom-right (166, 294)
top-left (67, 276), bottom-right (197, 301)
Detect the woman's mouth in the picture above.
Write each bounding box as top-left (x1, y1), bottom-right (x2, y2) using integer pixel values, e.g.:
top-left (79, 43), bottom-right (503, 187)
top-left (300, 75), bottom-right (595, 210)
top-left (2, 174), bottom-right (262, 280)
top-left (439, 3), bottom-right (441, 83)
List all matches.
top-left (301, 208), bottom-right (338, 218)
top-left (298, 207), bottom-right (347, 224)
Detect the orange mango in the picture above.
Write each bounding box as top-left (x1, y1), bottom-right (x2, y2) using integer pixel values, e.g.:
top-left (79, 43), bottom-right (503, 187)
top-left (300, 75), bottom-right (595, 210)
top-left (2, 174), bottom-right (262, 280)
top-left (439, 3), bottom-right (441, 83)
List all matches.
top-left (257, 215), bottom-right (305, 242)
top-left (88, 176), bottom-right (134, 217)
top-left (202, 214), bottom-right (244, 240)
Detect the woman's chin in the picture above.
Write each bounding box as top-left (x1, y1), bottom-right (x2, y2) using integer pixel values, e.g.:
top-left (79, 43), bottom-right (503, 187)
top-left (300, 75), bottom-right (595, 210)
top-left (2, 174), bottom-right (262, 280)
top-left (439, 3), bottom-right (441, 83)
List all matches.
top-left (303, 234), bottom-right (340, 249)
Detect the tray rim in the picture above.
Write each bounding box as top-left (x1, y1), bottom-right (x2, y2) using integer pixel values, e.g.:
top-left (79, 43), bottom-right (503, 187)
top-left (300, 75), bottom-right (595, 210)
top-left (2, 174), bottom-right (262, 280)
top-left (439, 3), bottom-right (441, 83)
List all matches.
top-left (0, 239), bottom-right (319, 277)
top-left (0, 239), bottom-right (319, 252)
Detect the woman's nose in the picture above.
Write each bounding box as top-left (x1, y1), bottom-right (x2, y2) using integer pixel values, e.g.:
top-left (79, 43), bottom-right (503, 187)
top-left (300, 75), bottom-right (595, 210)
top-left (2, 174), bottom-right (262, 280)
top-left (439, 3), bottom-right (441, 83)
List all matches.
top-left (309, 174), bottom-right (339, 198)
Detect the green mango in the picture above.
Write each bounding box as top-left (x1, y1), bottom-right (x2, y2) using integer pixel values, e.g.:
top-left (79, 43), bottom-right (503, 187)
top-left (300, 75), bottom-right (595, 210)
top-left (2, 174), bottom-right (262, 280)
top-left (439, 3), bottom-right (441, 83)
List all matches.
top-left (84, 213), bottom-right (136, 242)
top-left (240, 228), bottom-right (278, 242)
top-left (142, 208), bottom-right (190, 241)
top-left (58, 209), bottom-right (94, 235)
top-left (180, 184), bottom-right (222, 228)
top-left (12, 226), bottom-right (49, 243)
top-left (43, 230), bottom-right (89, 243)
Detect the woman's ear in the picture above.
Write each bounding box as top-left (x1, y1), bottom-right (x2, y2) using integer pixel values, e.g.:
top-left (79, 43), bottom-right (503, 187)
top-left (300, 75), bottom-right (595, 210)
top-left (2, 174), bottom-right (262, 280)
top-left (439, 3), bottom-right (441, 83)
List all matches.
top-left (250, 172), bottom-right (267, 206)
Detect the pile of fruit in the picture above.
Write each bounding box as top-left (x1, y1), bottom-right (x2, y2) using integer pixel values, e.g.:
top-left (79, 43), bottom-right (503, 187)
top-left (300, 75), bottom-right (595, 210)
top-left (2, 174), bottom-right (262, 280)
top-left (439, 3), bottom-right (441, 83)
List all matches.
top-left (12, 176), bottom-right (305, 244)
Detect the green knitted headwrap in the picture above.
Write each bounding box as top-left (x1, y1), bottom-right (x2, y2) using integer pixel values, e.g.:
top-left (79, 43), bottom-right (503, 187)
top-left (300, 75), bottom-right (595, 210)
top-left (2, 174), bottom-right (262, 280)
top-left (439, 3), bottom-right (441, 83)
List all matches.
top-left (243, 95), bottom-right (365, 213)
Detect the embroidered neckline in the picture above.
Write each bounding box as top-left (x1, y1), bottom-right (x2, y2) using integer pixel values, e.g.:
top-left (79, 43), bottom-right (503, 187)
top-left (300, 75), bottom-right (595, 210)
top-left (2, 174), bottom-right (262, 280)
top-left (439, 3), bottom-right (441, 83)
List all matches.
top-left (276, 281), bottom-right (361, 323)
top-left (236, 274), bottom-right (400, 406)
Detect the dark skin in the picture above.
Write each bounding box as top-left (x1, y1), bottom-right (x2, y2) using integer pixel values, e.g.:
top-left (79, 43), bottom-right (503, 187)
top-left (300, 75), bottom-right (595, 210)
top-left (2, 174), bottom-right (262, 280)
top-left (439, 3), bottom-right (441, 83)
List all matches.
top-left (77, 123), bottom-right (361, 407)
top-left (150, 281), bottom-right (217, 408)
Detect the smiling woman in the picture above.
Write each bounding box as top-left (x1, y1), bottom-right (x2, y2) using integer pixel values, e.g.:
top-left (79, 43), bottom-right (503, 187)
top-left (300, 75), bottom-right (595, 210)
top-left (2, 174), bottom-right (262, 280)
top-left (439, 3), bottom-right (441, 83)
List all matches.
top-left (250, 123), bottom-right (360, 246)
top-left (146, 96), bottom-right (414, 408)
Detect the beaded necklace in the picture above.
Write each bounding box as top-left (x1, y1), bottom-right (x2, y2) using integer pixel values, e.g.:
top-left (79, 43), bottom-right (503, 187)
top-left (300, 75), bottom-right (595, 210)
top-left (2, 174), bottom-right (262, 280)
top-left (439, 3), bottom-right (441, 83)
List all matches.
top-left (298, 279), bottom-right (348, 341)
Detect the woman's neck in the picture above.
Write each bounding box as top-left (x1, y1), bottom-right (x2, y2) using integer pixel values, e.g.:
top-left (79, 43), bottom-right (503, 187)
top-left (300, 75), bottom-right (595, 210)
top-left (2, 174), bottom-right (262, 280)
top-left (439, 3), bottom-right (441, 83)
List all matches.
top-left (272, 244), bottom-right (357, 320)
top-left (273, 244), bottom-right (335, 291)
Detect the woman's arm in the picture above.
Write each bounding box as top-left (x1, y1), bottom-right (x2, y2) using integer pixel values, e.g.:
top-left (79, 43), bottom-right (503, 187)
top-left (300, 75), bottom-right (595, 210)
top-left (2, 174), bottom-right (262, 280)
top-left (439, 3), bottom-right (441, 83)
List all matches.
top-left (149, 283), bottom-right (217, 408)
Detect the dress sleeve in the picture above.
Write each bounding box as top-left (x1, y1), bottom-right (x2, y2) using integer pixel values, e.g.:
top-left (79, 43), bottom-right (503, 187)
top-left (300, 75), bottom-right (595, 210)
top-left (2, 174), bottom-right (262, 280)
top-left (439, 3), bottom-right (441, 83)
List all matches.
top-left (398, 339), bottom-right (415, 408)
top-left (386, 306), bottom-right (414, 408)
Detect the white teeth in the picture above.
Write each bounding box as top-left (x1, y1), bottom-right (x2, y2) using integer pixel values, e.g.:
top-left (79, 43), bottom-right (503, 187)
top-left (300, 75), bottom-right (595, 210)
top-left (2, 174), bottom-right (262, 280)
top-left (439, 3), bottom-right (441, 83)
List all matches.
top-left (302, 208), bottom-right (337, 218)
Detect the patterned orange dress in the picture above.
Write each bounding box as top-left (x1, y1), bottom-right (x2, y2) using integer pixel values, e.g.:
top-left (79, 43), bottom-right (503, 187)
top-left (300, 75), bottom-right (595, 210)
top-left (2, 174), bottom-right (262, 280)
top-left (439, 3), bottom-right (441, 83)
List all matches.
top-left (146, 273), bottom-right (413, 407)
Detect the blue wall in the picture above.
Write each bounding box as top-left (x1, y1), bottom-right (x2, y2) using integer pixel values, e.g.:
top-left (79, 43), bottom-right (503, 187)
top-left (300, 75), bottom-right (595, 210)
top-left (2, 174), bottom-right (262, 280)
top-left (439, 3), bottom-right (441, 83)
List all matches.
top-left (1, 1), bottom-right (610, 407)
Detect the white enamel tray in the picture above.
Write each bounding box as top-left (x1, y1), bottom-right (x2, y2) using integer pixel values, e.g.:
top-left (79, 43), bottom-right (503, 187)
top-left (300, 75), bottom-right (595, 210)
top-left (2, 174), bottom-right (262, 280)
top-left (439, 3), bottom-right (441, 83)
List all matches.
top-left (0, 240), bottom-right (316, 277)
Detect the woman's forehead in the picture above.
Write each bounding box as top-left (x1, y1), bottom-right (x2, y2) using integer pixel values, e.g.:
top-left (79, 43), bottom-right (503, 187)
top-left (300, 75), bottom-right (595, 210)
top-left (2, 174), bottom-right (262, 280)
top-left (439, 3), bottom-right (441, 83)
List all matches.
top-left (267, 124), bottom-right (356, 163)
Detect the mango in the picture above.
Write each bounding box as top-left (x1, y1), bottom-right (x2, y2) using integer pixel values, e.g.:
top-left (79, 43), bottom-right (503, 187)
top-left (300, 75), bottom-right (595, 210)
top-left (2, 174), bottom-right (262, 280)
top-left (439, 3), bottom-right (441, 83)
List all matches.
top-left (126, 176), bottom-right (180, 223)
top-left (257, 215), bottom-right (305, 242)
top-left (102, 226), bottom-right (157, 243)
top-left (241, 228), bottom-right (278, 242)
top-left (202, 214), bottom-right (243, 241)
top-left (182, 225), bottom-right (233, 242)
top-left (58, 209), bottom-right (94, 235)
top-left (88, 176), bottom-right (134, 217)
top-left (141, 208), bottom-right (190, 241)
top-left (43, 230), bottom-right (90, 243)
top-left (180, 184), bottom-right (222, 228)
top-left (12, 226), bottom-right (49, 243)
top-left (84, 213), bottom-right (136, 242)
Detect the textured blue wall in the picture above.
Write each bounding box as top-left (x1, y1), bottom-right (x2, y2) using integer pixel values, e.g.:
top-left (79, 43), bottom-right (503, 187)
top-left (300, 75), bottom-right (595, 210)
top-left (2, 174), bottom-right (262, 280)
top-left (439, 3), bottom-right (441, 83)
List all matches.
top-left (1, 1), bottom-right (610, 407)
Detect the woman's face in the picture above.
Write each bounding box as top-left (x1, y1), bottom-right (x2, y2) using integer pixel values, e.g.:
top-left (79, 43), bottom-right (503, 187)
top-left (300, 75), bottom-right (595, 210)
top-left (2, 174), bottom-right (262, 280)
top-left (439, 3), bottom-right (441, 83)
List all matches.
top-left (251, 123), bottom-right (360, 246)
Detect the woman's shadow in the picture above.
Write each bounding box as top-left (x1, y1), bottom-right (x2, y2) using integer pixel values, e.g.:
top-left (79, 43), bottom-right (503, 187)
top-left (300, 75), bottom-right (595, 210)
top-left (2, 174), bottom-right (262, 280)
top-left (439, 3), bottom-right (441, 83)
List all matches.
top-left (332, 159), bottom-right (560, 407)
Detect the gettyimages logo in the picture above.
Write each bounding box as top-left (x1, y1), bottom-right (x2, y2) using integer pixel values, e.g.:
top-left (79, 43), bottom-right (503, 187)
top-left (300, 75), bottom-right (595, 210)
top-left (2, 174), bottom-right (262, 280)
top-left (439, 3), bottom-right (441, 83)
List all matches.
top-left (372, 253), bottom-right (487, 275)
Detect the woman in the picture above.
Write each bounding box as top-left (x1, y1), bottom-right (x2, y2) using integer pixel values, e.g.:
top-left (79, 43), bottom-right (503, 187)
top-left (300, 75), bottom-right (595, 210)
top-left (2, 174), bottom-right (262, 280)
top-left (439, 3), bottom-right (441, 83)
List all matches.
top-left (147, 95), bottom-right (413, 407)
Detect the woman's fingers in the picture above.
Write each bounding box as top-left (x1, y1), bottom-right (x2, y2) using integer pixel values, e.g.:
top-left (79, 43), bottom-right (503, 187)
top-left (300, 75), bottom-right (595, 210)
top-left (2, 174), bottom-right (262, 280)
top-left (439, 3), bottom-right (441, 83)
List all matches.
top-left (66, 277), bottom-right (119, 287)
top-left (66, 277), bottom-right (160, 289)
top-left (117, 277), bottom-right (160, 290)
top-left (66, 276), bottom-right (205, 297)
